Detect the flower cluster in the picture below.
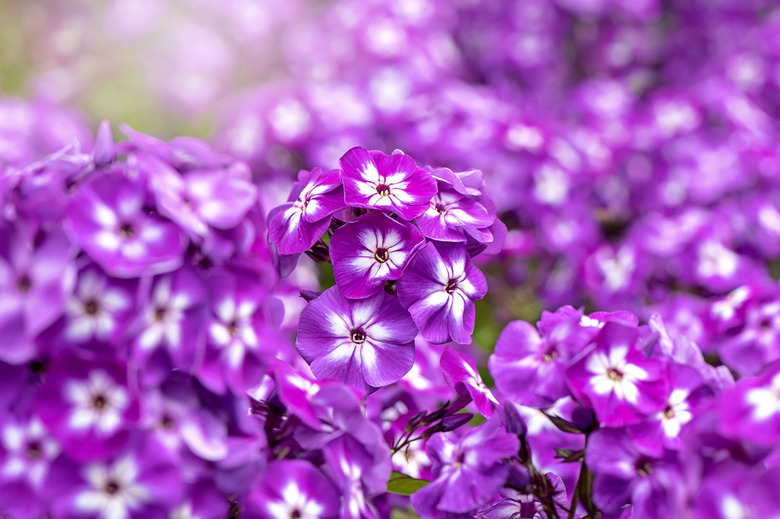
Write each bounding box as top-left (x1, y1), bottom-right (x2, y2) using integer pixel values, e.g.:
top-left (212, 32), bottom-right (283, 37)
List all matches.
top-left (269, 146), bottom-right (501, 393)
top-left (0, 123), bottom-right (300, 518)
top-left (405, 306), bottom-right (780, 519)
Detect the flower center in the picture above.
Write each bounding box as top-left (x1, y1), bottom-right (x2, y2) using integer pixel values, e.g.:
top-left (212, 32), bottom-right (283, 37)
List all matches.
top-left (105, 480), bottom-right (120, 495)
top-left (118, 223), bottom-right (135, 238)
top-left (542, 350), bottom-right (558, 362)
top-left (227, 320), bottom-right (239, 336)
top-left (663, 405), bottom-right (675, 419)
top-left (161, 415), bottom-right (175, 429)
top-left (607, 368), bottom-right (623, 381)
top-left (376, 183), bottom-right (391, 197)
top-left (84, 299), bottom-right (100, 316)
top-left (92, 394), bottom-right (107, 410)
top-left (291, 511), bottom-right (302, 519)
top-left (154, 306), bottom-right (167, 322)
top-left (17, 275), bottom-right (32, 293)
top-left (435, 204), bottom-right (447, 215)
top-left (445, 278), bottom-right (458, 294)
top-left (636, 459), bottom-right (653, 477)
top-left (351, 328), bottom-right (367, 344)
top-left (26, 441), bottom-right (42, 460)
top-left (374, 247), bottom-right (390, 263)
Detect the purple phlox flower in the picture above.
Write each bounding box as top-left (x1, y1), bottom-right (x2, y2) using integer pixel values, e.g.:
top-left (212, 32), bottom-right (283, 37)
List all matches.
top-left (628, 363), bottom-right (708, 456)
top-left (247, 459), bottom-right (340, 519)
top-left (718, 360), bottom-right (780, 447)
top-left (340, 147), bottom-right (437, 220)
top-left (61, 265), bottom-right (136, 348)
top-left (0, 414), bottom-right (60, 519)
top-left (693, 239), bottom-right (758, 293)
top-left (323, 434), bottom-right (389, 519)
top-left (296, 286), bottom-right (417, 393)
top-left (129, 266), bottom-right (206, 385)
top-left (198, 269), bottom-right (272, 395)
top-left (586, 428), bottom-right (686, 519)
top-left (397, 242), bottom-right (487, 345)
top-left (330, 211), bottom-right (425, 299)
top-left (290, 385), bottom-right (391, 488)
top-left (646, 314), bottom-right (733, 392)
top-left (708, 285), bottom-right (755, 333)
top-left (414, 168), bottom-right (496, 244)
top-left (149, 155), bottom-right (257, 240)
top-left (0, 224), bottom-right (76, 364)
top-left (273, 361), bottom-right (329, 430)
top-left (691, 462), bottom-right (780, 519)
top-left (268, 167), bottom-right (344, 255)
top-left (141, 377), bottom-right (229, 463)
top-left (566, 323), bottom-right (667, 427)
top-left (489, 316), bottom-right (577, 409)
top-left (411, 417), bottom-right (519, 517)
top-left (720, 298), bottom-right (780, 376)
top-left (46, 433), bottom-right (184, 519)
top-left (66, 171), bottom-right (186, 278)
top-left (440, 348), bottom-right (499, 417)
top-left (6, 144), bottom-right (93, 223)
top-left (35, 354), bottom-right (139, 462)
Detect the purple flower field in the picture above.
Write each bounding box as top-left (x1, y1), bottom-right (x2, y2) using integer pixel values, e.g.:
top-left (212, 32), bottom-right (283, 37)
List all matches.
top-left (2, 0), bottom-right (780, 518)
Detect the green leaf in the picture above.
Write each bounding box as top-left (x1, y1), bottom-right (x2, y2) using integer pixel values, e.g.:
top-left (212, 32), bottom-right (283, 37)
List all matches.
top-left (387, 471), bottom-right (430, 495)
top-left (542, 412), bottom-right (585, 434)
top-left (553, 448), bottom-right (585, 463)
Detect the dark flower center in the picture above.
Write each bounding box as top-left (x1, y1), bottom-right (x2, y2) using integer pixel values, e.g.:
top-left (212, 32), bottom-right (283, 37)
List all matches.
top-left (154, 306), bottom-right (167, 321)
top-left (161, 415), bottom-right (175, 429)
top-left (542, 350), bottom-right (558, 362)
top-left (636, 459), bottom-right (653, 477)
top-left (351, 328), bottom-right (367, 344)
top-left (92, 394), bottom-right (107, 410)
top-left (118, 223), bottom-right (135, 238)
top-left (607, 368), bottom-right (623, 381)
top-left (445, 278), bottom-right (458, 294)
top-left (26, 441), bottom-right (42, 460)
top-left (435, 204), bottom-right (447, 215)
top-left (105, 480), bottom-right (120, 495)
top-left (376, 183), bottom-right (391, 197)
top-left (291, 511), bottom-right (302, 519)
top-left (84, 299), bottom-right (100, 316)
top-left (17, 275), bottom-right (32, 293)
top-left (374, 248), bottom-right (390, 263)
top-left (227, 320), bottom-right (239, 336)
top-left (663, 405), bottom-right (675, 419)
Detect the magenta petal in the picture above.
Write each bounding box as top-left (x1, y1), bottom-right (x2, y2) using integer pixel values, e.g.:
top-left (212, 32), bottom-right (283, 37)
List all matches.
top-left (268, 202), bottom-right (331, 255)
top-left (331, 211), bottom-right (424, 299)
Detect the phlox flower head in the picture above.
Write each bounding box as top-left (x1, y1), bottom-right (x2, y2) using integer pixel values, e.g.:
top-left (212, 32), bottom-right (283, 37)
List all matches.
top-left (45, 433), bottom-right (184, 519)
top-left (34, 354), bottom-right (139, 463)
top-left (66, 171), bottom-right (186, 278)
top-left (397, 242), bottom-right (487, 345)
top-left (296, 286), bottom-right (417, 393)
top-left (410, 417), bottom-right (519, 517)
top-left (586, 428), bottom-right (687, 519)
top-left (247, 459), bottom-right (340, 519)
top-left (268, 167), bottom-right (345, 255)
top-left (330, 211), bottom-right (425, 299)
top-left (0, 224), bottom-right (76, 364)
top-left (566, 322), bottom-right (667, 427)
top-left (340, 147), bottom-right (437, 220)
top-left (414, 168), bottom-right (496, 247)
top-left (718, 360), bottom-right (780, 447)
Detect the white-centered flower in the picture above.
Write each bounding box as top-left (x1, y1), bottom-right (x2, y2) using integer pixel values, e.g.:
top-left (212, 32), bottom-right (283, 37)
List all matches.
top-left (66, 371), bottom-right (129, 433)
top-left (75, 456), bottom-right (148, 519)
top-left (587, 346), bottom-right (648, 403)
